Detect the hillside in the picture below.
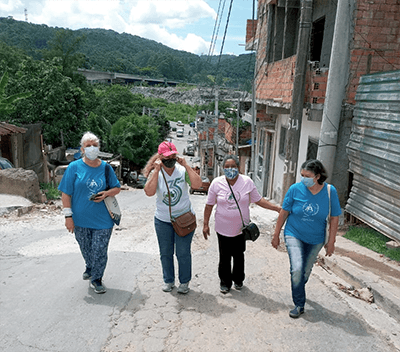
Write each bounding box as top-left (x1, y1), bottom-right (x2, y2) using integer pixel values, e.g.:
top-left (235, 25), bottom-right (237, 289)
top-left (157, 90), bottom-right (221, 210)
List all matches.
top-left (0, 17), bottom-right (255, 88)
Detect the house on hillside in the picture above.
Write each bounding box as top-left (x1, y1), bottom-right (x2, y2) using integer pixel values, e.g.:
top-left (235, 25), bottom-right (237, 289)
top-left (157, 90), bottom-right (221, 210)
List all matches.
top-left (245, 0), bottom-right (400, 212)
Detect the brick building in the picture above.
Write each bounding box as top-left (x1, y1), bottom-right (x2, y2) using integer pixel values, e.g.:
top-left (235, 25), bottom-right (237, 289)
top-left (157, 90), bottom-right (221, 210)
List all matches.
top-left (246, 0), bottom-right (400, 205)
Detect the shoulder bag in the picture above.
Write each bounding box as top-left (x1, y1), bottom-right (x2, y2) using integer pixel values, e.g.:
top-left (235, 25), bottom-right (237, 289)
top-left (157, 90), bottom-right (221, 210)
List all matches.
top-left (161, 169), bottom-right (196, 237)
top-left (104, 163), bottom-right (121, 225)
top-left (226, 179), bottom-right (260, 242)
top-left (324, 184), bottom-right (331, 245)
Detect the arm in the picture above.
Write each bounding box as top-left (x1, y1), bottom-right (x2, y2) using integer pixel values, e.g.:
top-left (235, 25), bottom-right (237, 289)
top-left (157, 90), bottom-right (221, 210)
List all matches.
top-left (144, 159), bottom-right (162, 197)
top-left (325, 216), bottom-right (339, 256)
top-left (202, 204), bottom-right (214, 240)
top-left (271, 209), bottom-right (289, 249)
top-left (177, 156), bottom-right (202, 189)
top-left (93, 187), bottom-right (121, 202)
top-left (61, 192), bottom-right (74, 233)
top-left (255, 198), bottom-right (282, 213)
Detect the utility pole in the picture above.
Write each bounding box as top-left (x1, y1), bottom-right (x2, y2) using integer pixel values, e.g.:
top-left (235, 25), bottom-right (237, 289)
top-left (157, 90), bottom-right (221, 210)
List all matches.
top-left (281, 0), bottom-right (314, 199)
top-left (250, 78), bottom-right (256, 179)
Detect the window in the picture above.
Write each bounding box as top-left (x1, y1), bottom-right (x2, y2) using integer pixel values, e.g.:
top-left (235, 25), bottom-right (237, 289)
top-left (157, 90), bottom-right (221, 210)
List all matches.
top-left (310, 17), bottom-right (325, 62)
top-left (279, 126), bottom-right (287, 157)
top-left (306, 138), bottom-right (319, 161)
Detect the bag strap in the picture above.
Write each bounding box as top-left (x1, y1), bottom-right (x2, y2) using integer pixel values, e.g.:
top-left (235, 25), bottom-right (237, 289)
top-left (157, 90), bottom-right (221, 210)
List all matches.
top-left (327, 183), bottom-right (331, 221)
top-left (160, 169), bottom-right (174, 221)
top-left (105, 162), bottom-right (110, 190)
top-left (226, 178), bottom-right (246, 228)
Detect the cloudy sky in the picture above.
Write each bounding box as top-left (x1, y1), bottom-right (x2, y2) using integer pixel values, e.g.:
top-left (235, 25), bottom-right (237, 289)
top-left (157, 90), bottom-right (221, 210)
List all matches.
top-left (1, 0), bottom-right (255, 56)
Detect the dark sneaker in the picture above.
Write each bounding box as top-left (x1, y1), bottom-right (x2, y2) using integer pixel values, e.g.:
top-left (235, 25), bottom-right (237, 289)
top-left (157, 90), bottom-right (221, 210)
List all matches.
top-left (289, 306), bottom-right (304, 318)
top-left (234, 283), bottom-right (243, 290)
top-left (82, 268), bottom-right (91, 280)
top-left (220, 285), bottom-right (230, 294)
top-left (90, 279), bottom-right (106, 294)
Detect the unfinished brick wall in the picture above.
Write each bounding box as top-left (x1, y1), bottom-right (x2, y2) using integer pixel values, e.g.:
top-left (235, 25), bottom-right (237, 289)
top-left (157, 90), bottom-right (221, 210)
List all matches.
top-left (246, 20), bottom-right (258, 44)
top-left (304, 68), bottom-right (329, 105)
top-left (256, 56), bottom-right (296, 104)
top-left (347, 0), bottom-right (400, 104)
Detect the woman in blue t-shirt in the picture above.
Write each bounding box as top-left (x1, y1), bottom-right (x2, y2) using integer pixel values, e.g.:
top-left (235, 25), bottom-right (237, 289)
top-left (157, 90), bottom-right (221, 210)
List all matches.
top-left (58, 132), bottom-right (121, 294)
top-left (271, 159), bottom-right (341, 318)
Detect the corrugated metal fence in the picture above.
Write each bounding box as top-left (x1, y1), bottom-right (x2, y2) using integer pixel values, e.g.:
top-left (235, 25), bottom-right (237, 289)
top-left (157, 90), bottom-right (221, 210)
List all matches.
top-left (346, 70), bottom-right (400, 243)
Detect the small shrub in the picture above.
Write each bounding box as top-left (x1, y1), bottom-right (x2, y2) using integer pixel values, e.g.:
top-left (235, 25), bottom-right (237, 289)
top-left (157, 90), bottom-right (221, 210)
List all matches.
top-left (40, 182), bottom-right (61, 200)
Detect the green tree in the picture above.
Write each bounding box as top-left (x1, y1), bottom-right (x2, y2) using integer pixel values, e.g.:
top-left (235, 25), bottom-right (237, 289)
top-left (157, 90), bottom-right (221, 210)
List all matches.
top-left (0, 71), bottom-right (32, 117)
top-left (110, 113), bottom-right (160, 167)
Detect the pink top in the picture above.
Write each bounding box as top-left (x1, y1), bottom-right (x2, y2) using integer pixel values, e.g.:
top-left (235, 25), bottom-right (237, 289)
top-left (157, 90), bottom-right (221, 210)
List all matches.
top-left (206, 174), bottom-right (262, 237)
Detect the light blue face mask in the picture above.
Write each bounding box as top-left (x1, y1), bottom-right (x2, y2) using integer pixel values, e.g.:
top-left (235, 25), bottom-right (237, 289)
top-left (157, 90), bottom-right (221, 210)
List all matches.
top-left (224, 167), bottom-right (239, 180)
top-left (301, 176), bottom-right (315, 188)
top-left (84, 146), bottom-right (100, 160)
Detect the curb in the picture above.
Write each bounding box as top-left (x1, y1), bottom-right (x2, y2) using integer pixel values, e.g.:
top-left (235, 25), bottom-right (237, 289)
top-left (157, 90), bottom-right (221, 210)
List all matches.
top-left (320, 236), bottom-right (400, 323)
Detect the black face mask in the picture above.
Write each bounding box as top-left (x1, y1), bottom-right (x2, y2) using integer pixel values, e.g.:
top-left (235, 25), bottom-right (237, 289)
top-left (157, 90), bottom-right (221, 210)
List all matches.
top-left (162, 158), bottom-right (177, 168)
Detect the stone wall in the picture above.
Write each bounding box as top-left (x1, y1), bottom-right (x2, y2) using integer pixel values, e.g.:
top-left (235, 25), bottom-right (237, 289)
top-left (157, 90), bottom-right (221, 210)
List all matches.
top-left (0, 168), bottom-right (42, 203)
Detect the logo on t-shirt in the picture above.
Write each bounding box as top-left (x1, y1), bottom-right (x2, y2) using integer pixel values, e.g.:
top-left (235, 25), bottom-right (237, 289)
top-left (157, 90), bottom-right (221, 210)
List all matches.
top-left (86, 177), bottom-right (104, 196)
top-left (163, 177), bottom-right (183, 207)
top-left (302, 202), bottom-right (319, 218)
top-left (226, 191), bottom-right (241, 209)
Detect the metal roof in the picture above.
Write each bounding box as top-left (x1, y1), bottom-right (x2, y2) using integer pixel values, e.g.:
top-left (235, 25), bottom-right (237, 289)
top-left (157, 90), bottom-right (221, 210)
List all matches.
top-left (0, 122), bottom-right (27, 136)
top-left (346, 70), bottom-right (400, 242)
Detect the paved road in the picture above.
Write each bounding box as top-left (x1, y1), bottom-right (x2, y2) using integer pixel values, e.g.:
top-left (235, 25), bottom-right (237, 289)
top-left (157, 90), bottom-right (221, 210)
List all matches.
top-left (0, 126), bottom-right (397, 352)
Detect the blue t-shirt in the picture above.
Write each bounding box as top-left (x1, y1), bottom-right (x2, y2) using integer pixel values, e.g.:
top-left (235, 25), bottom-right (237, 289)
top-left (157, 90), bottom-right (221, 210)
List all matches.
top-left (282, 182), bottom-right (341, 244)
top-left (58, 159), bottom-right (120, 230)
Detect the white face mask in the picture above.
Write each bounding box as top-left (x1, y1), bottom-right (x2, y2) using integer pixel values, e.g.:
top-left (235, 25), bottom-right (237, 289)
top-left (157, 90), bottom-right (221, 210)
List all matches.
top-left (84, 146), bottom-right (100, 160)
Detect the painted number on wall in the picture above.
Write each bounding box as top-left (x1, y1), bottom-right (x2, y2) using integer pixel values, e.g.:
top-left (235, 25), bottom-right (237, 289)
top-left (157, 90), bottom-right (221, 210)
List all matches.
top-left (283, 160), bottom-right (296, 175)
top-left (288, 118), bottom-right (299, 131)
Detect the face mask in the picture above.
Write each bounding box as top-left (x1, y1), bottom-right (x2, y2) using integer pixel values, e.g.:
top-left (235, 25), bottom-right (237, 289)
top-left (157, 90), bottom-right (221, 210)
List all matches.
top-left (301, 176), bottom-right (315, 188)
top-left (224, 167), bottom-right (239, 180)
top-left (84, 146), bottom-right (100, 160)
top-left (162, 158), bottom-right (177, 168)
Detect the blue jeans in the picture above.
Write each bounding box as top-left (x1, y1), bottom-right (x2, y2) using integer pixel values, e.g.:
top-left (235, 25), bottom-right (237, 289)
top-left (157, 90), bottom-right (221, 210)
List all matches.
top-left (284, 235), bottom-right (324, 308)
top-left (74, 226), bottom-right (113, 281)
top-left (154, 217), bottom-right (194, 284)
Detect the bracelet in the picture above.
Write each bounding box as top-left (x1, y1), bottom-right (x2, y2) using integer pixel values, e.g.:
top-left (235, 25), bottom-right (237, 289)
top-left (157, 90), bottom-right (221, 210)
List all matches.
top-left (65, 216), bottom-right (72, 219)
top-left (63, 207), bottom-right (73, 216)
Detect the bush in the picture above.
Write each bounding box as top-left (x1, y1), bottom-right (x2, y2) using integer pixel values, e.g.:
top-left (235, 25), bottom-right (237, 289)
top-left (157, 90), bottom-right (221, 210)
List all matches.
top-left (40, 183), bottom-right (61, 200)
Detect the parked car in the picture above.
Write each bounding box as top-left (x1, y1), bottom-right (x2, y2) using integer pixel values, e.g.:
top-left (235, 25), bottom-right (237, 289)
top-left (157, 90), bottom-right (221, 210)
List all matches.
top-left (0, 157), bottom-right (14, 170)
top-left (177, 121), bottom-right (184, 126)
top-left (134, 174), bottom-right (147, 189)
top-left (190, 176), bottom-right (210, 195)
top-left (176, 129), bottom-right (184, 137)
top-left (189, 122), bottom-right (195, 128)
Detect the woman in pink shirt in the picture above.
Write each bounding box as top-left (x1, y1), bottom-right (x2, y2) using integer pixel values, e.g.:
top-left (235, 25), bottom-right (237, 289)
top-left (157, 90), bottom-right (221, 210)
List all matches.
top-left (203, 155), bottom-right (281, 293)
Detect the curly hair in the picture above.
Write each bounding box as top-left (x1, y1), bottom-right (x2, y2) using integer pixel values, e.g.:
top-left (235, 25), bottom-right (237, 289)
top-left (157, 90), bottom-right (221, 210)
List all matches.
top-left (142, 153), bottom-right (160, 178)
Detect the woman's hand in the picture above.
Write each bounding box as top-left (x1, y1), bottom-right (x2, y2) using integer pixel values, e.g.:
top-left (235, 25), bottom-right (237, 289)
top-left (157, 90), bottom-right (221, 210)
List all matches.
top-left (271, 234), bottom-right (280, 249)
top-left (154, 158), bottom-right (162, 172)
top-left (65, 217), bottom-right (74, 233)
top-left (203, 224), bottom-right (210, 240)
top-left (324, 241), bottom-right (335, 256)
top-left (92, 191), bottom-right (108, 203)
top-left (176, 156), bottom-right (187, 167)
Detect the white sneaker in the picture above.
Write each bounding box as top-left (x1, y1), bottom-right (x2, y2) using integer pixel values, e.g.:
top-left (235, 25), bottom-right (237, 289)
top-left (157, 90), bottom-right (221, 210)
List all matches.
top-left (177, 282), bottom-right (190, 294)
top-left (162, 282), bottom-right (174, 292)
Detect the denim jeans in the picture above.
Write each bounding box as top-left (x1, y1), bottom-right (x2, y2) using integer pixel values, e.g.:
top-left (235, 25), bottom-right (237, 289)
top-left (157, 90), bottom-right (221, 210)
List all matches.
top-left (154, 217), bottom-right (194, 284)
top-left (74, 226), bottom-right (113, 281)
top-left (217, 233), bottom-right (246, 288)
top-left (284, 235), bottom-right (324, 307)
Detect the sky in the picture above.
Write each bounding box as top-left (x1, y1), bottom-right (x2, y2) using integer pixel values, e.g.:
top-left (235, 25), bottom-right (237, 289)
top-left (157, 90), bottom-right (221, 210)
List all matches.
top-left (0, 0), bottom-right (256, 56)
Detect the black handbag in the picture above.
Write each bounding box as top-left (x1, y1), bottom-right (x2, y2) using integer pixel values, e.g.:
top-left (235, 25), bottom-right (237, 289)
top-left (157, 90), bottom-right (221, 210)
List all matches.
top-left (226, 179), bottom-right (260, 242)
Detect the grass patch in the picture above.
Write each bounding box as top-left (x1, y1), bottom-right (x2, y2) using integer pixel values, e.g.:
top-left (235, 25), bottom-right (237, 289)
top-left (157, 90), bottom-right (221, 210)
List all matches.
top-left (40, 182), bottom-right (61, 201)
top-left (344, 226), bottom-right (400, 262)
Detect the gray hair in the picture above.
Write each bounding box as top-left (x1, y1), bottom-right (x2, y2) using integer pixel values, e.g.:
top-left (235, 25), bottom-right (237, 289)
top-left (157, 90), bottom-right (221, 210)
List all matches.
top-left (80, 132), bottom-right (100, 148)
top-left (222, 154), bottom-right (239, 168)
